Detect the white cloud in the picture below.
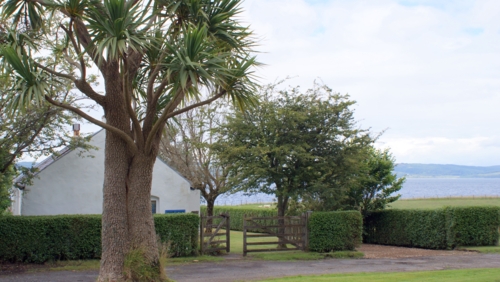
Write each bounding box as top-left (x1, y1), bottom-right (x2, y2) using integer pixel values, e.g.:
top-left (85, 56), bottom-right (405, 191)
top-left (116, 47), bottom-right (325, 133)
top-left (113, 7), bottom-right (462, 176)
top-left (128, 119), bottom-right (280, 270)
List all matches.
top-left (241, 0), bottom-right (500, 165)
top-left (376, 136), bottom-right (500, 166)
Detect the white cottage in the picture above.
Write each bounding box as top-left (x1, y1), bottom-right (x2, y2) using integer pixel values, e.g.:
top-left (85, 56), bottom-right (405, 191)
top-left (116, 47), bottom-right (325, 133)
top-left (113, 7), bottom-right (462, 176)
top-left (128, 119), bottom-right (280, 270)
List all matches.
top-left (11, 130), bottom-right (200, 216)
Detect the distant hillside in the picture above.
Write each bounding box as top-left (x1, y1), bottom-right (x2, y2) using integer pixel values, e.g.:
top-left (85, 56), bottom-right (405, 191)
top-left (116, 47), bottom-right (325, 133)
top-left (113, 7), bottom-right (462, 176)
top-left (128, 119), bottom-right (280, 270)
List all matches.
top-left (394, 163), bottom-right (500, 178)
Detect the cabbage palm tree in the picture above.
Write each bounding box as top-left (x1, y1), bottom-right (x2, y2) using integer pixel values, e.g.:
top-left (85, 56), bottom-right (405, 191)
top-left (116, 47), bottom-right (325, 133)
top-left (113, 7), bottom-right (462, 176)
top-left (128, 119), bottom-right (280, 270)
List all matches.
top-left (0, 0), bottom-right (258, 280)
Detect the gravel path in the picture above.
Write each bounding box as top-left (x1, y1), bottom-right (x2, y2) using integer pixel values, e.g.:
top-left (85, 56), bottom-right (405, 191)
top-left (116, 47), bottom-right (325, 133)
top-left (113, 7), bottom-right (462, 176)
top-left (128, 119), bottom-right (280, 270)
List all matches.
top-left (0, 247), bottom-right (498, 282)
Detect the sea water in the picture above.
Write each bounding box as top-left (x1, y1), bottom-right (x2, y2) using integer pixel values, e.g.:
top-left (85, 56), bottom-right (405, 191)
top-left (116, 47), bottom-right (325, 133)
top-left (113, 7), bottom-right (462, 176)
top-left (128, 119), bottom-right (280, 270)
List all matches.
top-left (209, 178), bottom-right (500, 205)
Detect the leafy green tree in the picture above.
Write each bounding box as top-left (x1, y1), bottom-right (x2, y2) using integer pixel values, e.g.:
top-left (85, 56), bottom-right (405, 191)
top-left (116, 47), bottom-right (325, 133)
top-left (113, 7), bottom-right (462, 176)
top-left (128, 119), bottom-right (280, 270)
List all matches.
top-left (0, 0), bottom-right (258, 279)
top-left (343, 148), bottom-right (405, 218)
top-left (215, 82), bottom-right (373, 220)
top-left (0, 162), bottom-right (14, 214)
top-left (159, 101), bottom-right (233, 218)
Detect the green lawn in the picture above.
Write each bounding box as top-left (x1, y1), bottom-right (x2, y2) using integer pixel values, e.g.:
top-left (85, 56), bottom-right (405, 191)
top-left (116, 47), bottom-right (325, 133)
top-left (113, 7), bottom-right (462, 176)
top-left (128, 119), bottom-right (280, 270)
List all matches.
top-left (226, 230), bottom-right (362, 260)
top-left (258, 268), bottom-right (500, 282)
top-left (216, 203), bottom-right (277, 209)
top-left (459, 246), bottom-right (500, 254)
top-left (389, 197), bottom-right (500, 210)
top-left (225, 197), bottom-right (500, 210)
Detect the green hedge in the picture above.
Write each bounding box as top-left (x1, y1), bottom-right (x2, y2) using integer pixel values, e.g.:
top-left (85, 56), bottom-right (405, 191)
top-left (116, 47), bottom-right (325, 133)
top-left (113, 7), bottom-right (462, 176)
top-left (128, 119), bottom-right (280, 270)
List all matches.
top-left (201, 206), bottom-right (277, 231)
top-left (0, 214), bottom-right (199, 263)
top-left (445, 207), bottom-right (500, 248)
top-left (308, 211), bottom-right (362, 252)
top-left (364, 206), bottom-right (500, 249)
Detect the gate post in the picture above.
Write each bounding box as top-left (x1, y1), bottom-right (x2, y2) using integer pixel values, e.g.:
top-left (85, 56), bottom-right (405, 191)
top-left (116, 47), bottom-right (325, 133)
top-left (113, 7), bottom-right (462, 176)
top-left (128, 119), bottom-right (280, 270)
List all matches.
top-left (226, 213), bottom-right (231, 253)
top-left (243, 214), bottom-right (247, 256)
top-left (303, 211), bottom-right (312, 251)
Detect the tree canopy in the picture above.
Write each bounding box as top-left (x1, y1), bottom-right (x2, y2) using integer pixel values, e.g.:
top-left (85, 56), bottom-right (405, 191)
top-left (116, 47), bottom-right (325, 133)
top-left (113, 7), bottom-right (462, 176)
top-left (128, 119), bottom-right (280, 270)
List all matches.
top-left (214, 82), bottom-right (374, 217)
top-left (343, 148), bottom-right (404, 218)
top-left (0, 0), bottom-right (259, 280)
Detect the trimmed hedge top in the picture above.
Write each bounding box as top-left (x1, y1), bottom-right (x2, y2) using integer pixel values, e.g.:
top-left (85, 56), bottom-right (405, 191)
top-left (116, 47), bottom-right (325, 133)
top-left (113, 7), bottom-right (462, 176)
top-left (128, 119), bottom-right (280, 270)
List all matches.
top-left (0, 214), bottom-right (199, 263)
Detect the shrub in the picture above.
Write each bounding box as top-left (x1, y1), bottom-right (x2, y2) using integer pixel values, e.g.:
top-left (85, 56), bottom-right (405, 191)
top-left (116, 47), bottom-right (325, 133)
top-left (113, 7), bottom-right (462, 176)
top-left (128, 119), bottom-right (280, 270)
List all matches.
top-left (0, 214), bottom-right (198, 263)
top-left (445, 207), bottom-right (500, 248)
top-left (153, 214), bottom-right (198, 257)
top-left (308, 211), bottom-right (362, 252)
top-left (201, 206), bottom-right (277, 231)
top-left (364, 209), bottom-right (447, 249)
top-left (364, 206), bottom-right (500, 249)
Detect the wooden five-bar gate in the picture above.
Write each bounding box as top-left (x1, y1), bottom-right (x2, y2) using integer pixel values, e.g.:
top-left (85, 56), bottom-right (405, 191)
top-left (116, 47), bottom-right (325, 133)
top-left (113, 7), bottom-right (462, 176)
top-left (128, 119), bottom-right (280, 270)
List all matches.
top-left (200, 213), bottom-right (230, 255)
top-left (243, 213), bottom-right (309, 256)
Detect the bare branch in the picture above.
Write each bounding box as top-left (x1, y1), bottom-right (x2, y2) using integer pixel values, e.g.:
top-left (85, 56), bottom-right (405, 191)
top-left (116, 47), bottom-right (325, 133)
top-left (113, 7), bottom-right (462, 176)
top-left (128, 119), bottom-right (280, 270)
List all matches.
top-left (36, 63), bottom-right (77, 81)
top-left (165, 90), bottom-right (226, 120)
top-left (44, 95), bottom-right (138, 155)
top-left (60, 24), bottom-right (86, 79)
top-left (73, 79), bottom-right (106, 106)
top-left (144, 87), bottom-right (186, 153)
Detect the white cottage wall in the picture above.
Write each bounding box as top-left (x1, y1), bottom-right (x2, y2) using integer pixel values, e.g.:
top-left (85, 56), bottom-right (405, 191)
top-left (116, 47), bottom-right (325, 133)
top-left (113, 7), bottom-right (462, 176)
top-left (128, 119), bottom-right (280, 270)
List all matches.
top-left (19, 130), bottom-right (199, 216)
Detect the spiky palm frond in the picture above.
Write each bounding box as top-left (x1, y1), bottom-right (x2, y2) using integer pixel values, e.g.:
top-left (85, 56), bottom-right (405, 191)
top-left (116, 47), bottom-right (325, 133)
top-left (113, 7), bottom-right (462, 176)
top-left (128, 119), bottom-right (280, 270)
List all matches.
top-left (200, 0), bottom-right (253, 52)
top-left (85, 0), bottom-right (151, 61)
top-left (49, 0), bottom-right (89, 17)
top-left (1, 46), bottom-right (51, 113)
top-left (163, 24), bottom-right (230, 98)
top-left (222, 54), bottom-right (259, 110)
top-left (2, 0), bottom-right (45, 30)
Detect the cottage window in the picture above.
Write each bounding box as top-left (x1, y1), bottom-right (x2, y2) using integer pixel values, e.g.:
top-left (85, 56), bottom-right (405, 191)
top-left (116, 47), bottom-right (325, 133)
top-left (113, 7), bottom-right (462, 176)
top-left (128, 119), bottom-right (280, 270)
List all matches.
top-left (151, 200), bottom-right (157, 214)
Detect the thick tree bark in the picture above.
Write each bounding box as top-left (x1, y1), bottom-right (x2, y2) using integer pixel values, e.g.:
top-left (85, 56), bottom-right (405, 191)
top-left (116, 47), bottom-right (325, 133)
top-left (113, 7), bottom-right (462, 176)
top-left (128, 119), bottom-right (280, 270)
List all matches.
top-left (205, 197), bottom-right (216, 233)
top-left (99, 131), bottom-right (131, 282)
top-left (206, 198), bottom-right (215, 217)
top-left (98, 69), bottom-right (132, 282)
top-left (126, 153), bottom-right (160, 263)
top-left (97, 68), bottom-right (163, 281)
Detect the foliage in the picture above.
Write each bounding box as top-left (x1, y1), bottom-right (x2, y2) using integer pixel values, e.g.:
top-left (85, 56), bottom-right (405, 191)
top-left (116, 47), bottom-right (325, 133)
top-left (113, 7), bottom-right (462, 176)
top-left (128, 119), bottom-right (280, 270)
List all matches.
top-left (159, 101), bottom-right (233, 216)
top-left (153, 214), bottom-right (199, 257)
top-left (1, 0), bottom-right (258, 276)
top-left (0, 19), bottom-right (94, 214)
top-left (308, 211), bottom-right (362, 252)
top-left (201, 205), bottom-right (277, 232)
top-left (0, 214), bottom-right (199, 263)
top-left (214, 82), bottom-right (373, 217)
top-left (364, 207), bottom-right (500, 249)
top-left (123, 246), bottom-right (168, 282)
top-left (343, 148), bottom-right (405, 218)
top-left (445, 207), bottom-right (500, 248)
top-left (0, 164), bottom-right (14, 213)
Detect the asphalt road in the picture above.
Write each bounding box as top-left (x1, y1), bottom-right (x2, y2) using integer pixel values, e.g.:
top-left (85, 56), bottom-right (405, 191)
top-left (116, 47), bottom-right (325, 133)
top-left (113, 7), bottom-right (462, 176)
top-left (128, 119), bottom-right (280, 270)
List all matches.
top-left (1, 254), bottom-right (499, 282)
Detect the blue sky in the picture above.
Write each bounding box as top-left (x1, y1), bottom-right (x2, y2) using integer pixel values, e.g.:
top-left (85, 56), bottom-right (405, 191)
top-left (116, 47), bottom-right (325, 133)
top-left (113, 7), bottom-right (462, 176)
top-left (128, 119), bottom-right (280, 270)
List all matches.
top-left (238, 0), bottom-right (500, 166)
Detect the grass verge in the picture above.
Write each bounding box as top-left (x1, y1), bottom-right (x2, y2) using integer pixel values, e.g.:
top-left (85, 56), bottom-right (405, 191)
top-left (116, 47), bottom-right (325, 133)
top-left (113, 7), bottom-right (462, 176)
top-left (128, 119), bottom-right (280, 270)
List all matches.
top-left (458, 246), bottom-right (500, 254)
top-left (258, 268), bottom-right (500, 282)
top-left (226, 230), bottom-right (363, 260)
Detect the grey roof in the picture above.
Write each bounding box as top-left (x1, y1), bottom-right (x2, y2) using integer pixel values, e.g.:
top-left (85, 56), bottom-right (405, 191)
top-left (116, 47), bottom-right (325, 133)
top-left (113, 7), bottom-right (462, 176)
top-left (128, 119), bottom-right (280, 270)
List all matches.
top-left (14, 129), bottom-right (192, 187)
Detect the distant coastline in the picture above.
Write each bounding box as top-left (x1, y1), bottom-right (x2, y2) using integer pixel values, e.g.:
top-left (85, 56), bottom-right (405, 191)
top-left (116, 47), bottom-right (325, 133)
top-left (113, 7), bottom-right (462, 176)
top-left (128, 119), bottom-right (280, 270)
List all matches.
top-left (395, 163), bottom-right (500, 178)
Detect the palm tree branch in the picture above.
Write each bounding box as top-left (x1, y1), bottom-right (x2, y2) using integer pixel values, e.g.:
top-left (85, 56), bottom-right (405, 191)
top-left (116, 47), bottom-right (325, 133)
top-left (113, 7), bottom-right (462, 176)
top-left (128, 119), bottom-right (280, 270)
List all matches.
top-left (59, 23), bottom-right (86, 80)
top-left (44, 95), bottom-right (138, 154)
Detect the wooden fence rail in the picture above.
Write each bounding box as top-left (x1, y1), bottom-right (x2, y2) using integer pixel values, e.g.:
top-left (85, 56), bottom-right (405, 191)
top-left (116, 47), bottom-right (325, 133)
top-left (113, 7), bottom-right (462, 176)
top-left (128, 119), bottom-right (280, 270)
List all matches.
top-left (243, 213), bottom-right (310, 256)
top-left (200, 213), bottom-right (230, 255)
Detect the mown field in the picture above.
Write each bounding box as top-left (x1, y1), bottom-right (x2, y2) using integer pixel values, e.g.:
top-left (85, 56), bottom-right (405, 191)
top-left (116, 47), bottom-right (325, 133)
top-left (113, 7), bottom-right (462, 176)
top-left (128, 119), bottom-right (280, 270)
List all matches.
top-left (219, 197), bottom-right (500, 211)
top-left (389, 197), bottom-right (500, 210)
